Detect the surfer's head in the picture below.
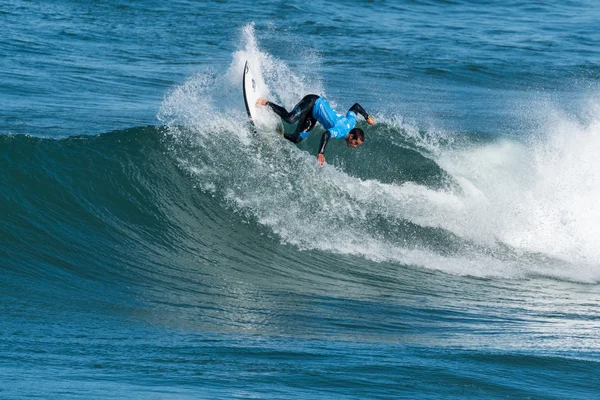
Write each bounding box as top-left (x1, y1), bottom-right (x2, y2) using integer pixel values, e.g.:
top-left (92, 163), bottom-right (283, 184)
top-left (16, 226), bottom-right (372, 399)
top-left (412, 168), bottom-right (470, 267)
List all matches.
top-left (346, 128), bottom-right (364, 148)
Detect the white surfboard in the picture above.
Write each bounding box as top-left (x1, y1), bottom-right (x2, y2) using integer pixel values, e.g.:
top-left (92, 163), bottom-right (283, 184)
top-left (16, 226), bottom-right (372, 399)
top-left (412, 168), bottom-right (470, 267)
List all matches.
top-left (242, 61), bottom-right (284, 134)
top-left (243, 61), bottom-right (261, 122)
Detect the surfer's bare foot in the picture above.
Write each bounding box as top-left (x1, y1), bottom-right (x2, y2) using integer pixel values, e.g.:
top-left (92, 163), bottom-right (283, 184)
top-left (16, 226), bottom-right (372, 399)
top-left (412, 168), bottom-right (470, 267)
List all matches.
top-left (255, 98), bottom-right (268, 107)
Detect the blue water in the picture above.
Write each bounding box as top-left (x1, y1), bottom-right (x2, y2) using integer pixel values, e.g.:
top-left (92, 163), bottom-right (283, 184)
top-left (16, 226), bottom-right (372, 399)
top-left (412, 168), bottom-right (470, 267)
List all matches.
top-left (2, 0), bottom-right (600, 398)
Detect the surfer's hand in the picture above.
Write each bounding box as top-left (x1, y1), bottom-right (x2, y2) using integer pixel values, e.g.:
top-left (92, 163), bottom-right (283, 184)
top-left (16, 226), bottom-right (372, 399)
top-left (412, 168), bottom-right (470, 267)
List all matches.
top-left (366, 116), bottom-right (375, 125)
top-left (317, 153), bottom-right (326, 166)
top-left (255, 98), bottom-right (268, 107)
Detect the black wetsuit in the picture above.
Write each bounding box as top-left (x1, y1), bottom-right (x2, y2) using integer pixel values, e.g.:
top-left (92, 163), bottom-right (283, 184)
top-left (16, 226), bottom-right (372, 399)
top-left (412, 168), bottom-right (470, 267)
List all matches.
top-left (265, 94), bottom-right (370, 154)
top-left (265, 94), bottom-right (320, 144)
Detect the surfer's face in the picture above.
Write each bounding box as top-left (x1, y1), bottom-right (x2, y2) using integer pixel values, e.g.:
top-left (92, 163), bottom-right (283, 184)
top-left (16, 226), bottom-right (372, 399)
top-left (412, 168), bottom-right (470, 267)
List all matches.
top-left (346, 135), bottom-right (363, 148)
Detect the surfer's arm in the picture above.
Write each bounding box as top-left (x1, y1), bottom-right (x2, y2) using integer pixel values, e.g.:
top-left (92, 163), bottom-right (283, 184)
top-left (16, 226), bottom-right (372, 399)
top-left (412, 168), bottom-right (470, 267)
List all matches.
top-left (317, 130), bottom-right (331, 165)
top-left (349, 103), bottom-right (375, 125)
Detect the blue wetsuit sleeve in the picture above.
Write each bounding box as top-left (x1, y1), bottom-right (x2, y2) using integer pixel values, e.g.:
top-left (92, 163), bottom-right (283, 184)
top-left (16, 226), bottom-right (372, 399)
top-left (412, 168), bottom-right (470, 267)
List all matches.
top-left (349, 103), bottom-right (370, 120)
top-left (318, 130), bottom-right (331, 155)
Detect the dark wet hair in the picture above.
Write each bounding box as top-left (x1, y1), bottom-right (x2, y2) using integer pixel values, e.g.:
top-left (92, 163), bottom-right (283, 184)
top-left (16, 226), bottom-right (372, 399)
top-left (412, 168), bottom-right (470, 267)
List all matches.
top-left (349, 128), bottom-right (364, 142)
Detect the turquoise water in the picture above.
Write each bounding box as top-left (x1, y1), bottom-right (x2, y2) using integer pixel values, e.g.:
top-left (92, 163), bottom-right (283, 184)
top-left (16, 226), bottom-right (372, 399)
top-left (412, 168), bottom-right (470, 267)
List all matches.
top-left (2, 1), bottom-right (600, 398)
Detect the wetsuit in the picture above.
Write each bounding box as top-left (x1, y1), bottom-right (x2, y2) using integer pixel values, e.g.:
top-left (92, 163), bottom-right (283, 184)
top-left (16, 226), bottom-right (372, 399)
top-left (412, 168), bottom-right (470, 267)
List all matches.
top-left (265, 94), bottom-right (371, 155)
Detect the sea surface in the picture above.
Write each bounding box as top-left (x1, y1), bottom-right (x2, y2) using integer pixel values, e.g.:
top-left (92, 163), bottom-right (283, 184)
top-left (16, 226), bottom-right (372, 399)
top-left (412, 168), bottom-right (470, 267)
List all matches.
top-left (2, 0), bottom-right (600, 398)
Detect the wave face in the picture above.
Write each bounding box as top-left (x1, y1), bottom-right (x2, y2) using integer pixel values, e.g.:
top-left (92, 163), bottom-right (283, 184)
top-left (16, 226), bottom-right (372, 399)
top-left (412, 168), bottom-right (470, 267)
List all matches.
top-left (4, 125), bottom-right (600, 397)
top-left (3, 4), bottom-right (600, 399)
top-left (4, 119), bottom-right (600, 398)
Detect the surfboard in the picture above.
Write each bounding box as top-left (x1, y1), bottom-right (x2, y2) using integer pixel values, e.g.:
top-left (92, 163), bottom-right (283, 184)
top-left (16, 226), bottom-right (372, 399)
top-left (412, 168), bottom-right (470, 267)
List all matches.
top-left (243, 61), bottom-right (284, 134)
top-left (243, 61), bottom-right (261, 122)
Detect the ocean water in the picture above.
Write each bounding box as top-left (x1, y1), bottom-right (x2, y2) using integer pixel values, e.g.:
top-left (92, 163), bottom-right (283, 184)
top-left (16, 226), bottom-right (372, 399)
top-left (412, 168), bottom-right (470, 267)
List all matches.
top-left (2, 0), bottom-right (600, 398)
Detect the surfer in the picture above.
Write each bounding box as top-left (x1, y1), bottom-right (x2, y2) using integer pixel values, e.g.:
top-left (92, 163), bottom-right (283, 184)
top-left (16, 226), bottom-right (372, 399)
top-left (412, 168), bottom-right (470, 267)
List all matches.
top-left (256, 95), bottom-right (375, 165)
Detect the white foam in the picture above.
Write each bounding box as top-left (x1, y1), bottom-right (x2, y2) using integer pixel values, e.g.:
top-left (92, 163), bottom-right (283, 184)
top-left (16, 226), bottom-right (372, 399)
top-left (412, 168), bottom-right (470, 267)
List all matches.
top-left (436, 103), bottom-right (600, 266)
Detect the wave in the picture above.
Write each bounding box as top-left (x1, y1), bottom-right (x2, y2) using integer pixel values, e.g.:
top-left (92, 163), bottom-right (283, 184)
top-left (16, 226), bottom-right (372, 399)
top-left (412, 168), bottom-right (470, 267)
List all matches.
top-left (3, 25), bottom-right (600, 286)
top-left (154, 25), bottom-right (600, 282)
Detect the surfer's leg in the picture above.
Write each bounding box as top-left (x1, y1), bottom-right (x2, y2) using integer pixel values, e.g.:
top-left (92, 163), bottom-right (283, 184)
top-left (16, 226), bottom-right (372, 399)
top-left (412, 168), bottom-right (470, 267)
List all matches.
top-left (276, 95), bottom-right (319, 144)
top-left (283, 132), bottom-right (304, 143)
top-left (297, 117), bottom-right (317, 135)
top-left (267, 94), bottom-right (319, 125)
top-left (283, 115), bottom-right (317, 144)
top-left (283, 117), bottom-right (316, 143)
